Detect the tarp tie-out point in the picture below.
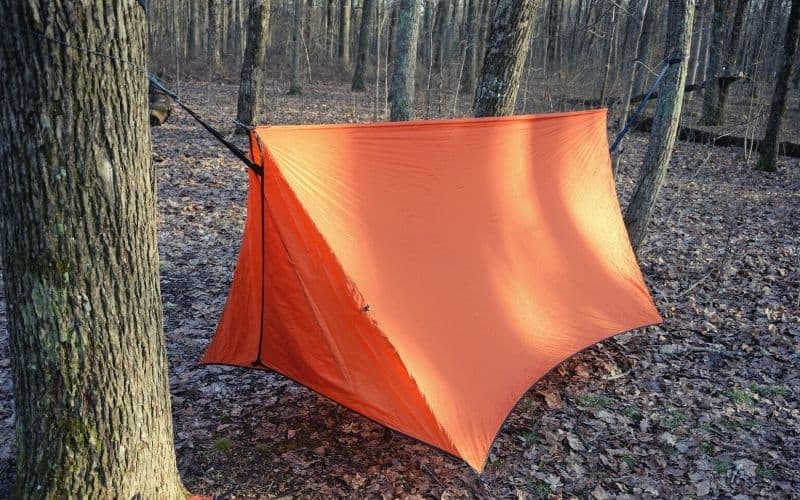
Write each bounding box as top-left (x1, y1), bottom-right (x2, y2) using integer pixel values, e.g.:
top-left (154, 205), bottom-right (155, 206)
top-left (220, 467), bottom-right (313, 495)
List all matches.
top-left (202, 109), bottom-right (662, 471)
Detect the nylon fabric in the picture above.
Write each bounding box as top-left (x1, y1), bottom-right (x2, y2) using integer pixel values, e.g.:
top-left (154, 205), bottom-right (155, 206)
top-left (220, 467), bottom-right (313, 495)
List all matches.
top-left (201, 109), bottom-right (662, 470)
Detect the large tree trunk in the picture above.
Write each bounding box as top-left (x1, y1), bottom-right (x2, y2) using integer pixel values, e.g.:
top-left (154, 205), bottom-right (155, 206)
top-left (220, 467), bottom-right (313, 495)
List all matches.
top-left (472, 0), bottom-right (538, 117)
top-left (699, 0), bottom-right (728, 125)
top-left (624, 0), bottom-right (695, 252)
top-left (208, 0), bottom-right (222, 77)
top-left (289, 0), bottom-right (304, 94)
top-left (757, 0), bottom-right (800, 172)
top-left (236, 0), bottom-right (271, 132)
top-left (352, 0), bottom-right (377, 91)
top-left (390, 0), bottom-right (422, 120)
top-left (0, 2), bottom-right (187, 498)
top-left (339, 0), bottom-right (352, 65)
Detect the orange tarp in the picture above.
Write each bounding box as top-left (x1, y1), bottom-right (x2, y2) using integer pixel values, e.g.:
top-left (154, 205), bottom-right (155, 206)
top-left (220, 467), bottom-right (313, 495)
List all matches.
top-left (201, 109), bottom-right (661, 471)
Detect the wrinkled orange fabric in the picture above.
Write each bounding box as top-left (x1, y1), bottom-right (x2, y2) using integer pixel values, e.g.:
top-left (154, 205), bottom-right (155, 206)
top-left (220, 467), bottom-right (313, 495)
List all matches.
top-left (201, 109), bottom-right (661, 471)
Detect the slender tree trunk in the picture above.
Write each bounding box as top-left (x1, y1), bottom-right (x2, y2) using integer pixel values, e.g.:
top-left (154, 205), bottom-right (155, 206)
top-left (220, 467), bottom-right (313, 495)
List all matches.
top-left (632, 0), bottom-right (655, 94)
top-left (460, 0), bottom-right (479, 93)
top-left (305, 0), bottom-right (314, 49)
top-left (473, 0), bottom-right (539, 117)
top-left (757, 0), bottom-right (800, 172)
top-left (716, 0), bottom-right (750, 122)
top-left (614, 0), bottom-right (650, 175)
top-left (327, 0), bottom-right (337, 56)
top-left (432, 0), bottom-right (449, 71)
top-left (189, 0), bottom-right (201, 60)
top-left (621, 0), bottom-right (650, 124)
top-left (289, 0), bottom-right (304, 94)
top-left (477, 0), bottom-right (491, 75)
top-left (208, 0), bottom-right (222, 77)
top-left (546, 0), bottom-right (561, 74)
top-left (0, 2), bottom-right (187, 498)
top-left (237, 0), bottom-right (271, 131)
top-left (687, 0), bottom-right (706, 98)
top-left (390, 0), bottom-right (422, 120)
top-left (339, 0), bottom-right (352, 65)
top-left (700, 0), bottom-right (728, 125)
top-left (624, 0), bottom-right (695, 251)
top-left (352, 0), bottom-right (377, 91)
top-left (599, 3), bottom-right (617, 106)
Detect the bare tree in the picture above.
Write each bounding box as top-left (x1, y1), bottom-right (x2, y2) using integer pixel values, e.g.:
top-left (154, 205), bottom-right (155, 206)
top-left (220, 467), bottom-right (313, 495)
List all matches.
top-left (615, 0), bottom-right (651, 174)
top-left (714, 0), bottom-right (750, 122)
top-left (460, 0), bottom-right (479, 93)
top-left (0, 1), bottom-right (187, 497)
top-left (699, 0), bottom-right (729, 125)
top-left (326, 0), bottom-right (337, 55)
top-left (473, 0), bottom-right (539, 117)
top-left (390, 0), bottom-right (422, 120)
top-left (625, 0), bottom-right (696, 251)
top-left (289, 0), bottom-right (304, 95)
top-left (432, 0), bottom-right (450, 70)
top-left (208, 0), bottom-right (222, 77)
top-left (352, 0), bottom-right (377, 91)
top-left (339, 0), bottom-right (352, 65)
top-left (236, 0), bottom-right (271, 132)
top-left (757, 0), bottom-right (800, 172)
top-left (632, 0), bottom-right (656, 94)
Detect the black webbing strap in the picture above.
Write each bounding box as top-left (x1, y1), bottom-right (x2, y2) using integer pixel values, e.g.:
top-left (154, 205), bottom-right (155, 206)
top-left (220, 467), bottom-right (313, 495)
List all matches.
top-left (147, 74), bottom-right (263, 176)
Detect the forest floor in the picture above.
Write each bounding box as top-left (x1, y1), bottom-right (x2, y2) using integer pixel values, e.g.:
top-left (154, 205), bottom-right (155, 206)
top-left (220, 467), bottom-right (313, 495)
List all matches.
top-left (0, 79), bottom-right (798, 499)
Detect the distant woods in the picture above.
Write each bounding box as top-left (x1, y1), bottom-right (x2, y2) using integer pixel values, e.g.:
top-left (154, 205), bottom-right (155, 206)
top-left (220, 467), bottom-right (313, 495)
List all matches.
top-left (147, 1), bottom-right (796, 115)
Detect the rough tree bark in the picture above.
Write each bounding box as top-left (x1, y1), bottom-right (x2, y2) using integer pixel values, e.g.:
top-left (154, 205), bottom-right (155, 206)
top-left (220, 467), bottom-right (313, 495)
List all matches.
top-left (699, 0), bottom-right (728, 125)
top-left (390, 0), bottom-right (422, 120)
top-left (624, 0), bottom-right (695, 251)
top-left (352, 0), bottom-right (377, 91)
top-left (236, 0), bottom-right (271, 132)
top-left (289, 0), bottom-right (304, 94)
top-left (0, 1), bottom-right (187, 498)
top-left (472, 0), bottom-right (539, 117)
top-left (339, 0), bottom-right (352, 65)
top-left (757, 0), bottom-right (800, 172)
